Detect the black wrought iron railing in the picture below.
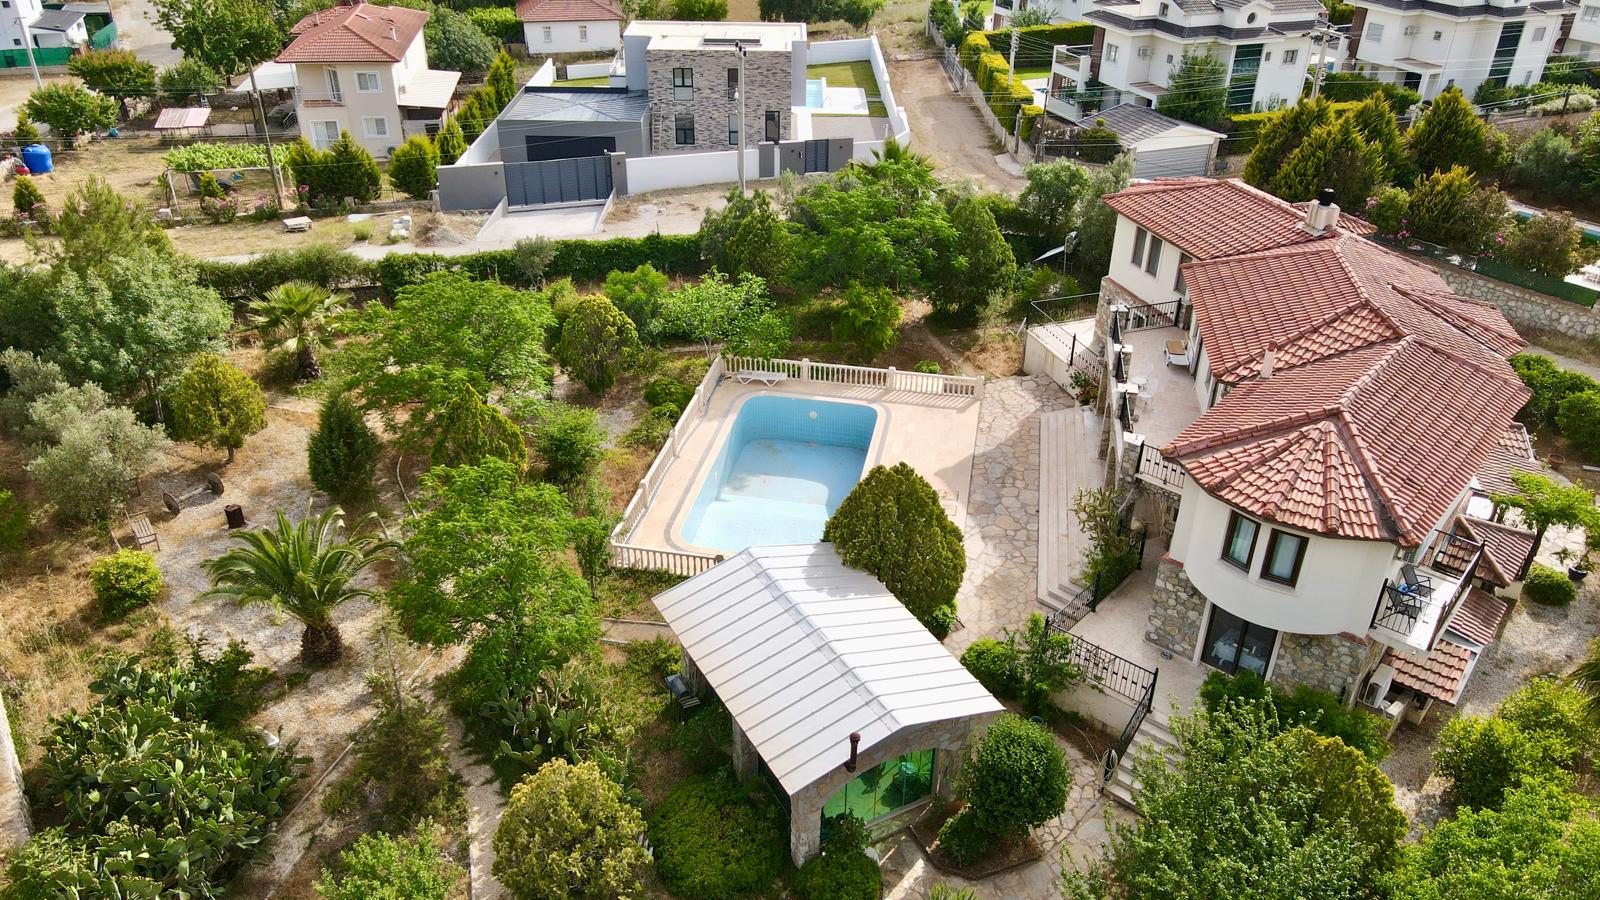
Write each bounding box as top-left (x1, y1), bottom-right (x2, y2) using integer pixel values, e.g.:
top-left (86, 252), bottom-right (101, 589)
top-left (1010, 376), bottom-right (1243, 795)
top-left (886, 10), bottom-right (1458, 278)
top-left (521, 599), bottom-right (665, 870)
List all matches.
top-left (1102, 664), bottom-right (1158, 786)
top-left (1045, 524), bottom-right (1147, 631)
top-left (1370, 541), bottom-right (1481, 646)
top-left (1135, 440), bottom-right (1184, 493)
top-left (1121, 298), bottom-right (1186, 333)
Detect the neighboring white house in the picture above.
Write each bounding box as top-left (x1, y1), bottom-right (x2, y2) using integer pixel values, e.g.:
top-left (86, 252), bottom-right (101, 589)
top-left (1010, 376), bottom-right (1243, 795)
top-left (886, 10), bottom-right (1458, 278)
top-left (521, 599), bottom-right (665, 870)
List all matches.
top-left (651, 543), bottom-right (1004, 866)
top-left (1044, 0), bottom-right (1322, 113)
top-left (1038, 178), bottom-right (1536, 725)
top-left (26, 7), bottom-right (87, 48)
top-left (276, 2), bottom-right (461, 158)
top-left (1567, 2), bottom-right (1600, 60)
top-left (1345, 0), bottom-right (1566, 99)
top-left (516, 0), bottom-right (623, 54)
top-left (0, 0), bottom-right (42, 51)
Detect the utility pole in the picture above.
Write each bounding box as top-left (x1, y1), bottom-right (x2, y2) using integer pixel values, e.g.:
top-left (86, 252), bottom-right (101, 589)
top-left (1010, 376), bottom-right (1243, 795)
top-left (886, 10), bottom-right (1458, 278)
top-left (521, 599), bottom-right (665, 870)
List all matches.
top-left (1009, 28), bottom-right (1019, 77)
top-left (16, 11), bottom-right (41, 89)
top-left (248, 67), bottom-right (285, 206)
top-left (735, 41), bottom-right (747, 196)
top-left (1309, 24), bottom-right (1334, 98)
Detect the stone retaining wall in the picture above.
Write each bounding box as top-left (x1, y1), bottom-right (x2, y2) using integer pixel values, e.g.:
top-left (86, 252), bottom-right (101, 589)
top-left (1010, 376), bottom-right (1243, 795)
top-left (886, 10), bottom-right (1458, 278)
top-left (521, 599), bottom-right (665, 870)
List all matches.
top-left (1270, 632), bottom-right (1380, 700)
top-left (1407, 254), bottom-right (1600, 341)
top-left (1146, 556), bottom-right (1204, 658)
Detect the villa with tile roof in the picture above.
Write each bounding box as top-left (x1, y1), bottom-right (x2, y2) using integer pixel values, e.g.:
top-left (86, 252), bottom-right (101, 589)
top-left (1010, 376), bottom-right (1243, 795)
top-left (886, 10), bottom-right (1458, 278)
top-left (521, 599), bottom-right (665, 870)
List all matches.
top-left (1034, 177), bottom-right (1538, 731)
top-left (277, 1), bottom-right (461, 158)
top-left (516, 0), bottom-right (624, 54)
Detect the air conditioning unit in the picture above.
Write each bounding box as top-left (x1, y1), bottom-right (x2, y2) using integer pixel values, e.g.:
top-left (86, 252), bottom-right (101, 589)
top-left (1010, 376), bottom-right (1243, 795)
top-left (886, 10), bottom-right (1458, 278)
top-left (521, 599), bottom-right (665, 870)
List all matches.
top-left (1138, 46), bottom-right (1153, 58)
top-left (1403, 25), bottom-right (1420, 36)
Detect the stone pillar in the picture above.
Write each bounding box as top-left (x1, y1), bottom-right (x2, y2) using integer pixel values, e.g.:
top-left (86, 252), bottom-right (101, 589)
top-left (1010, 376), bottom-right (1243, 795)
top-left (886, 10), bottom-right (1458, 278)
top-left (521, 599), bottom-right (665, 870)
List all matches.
top-left (731, 719), bottom-right (759, 780)
top-left (788, 787), bottom-right (825, 866)
top-left (680, 648), bottom-right (708, 695)
top-left (1147, 556), bottom-right (1205, 659)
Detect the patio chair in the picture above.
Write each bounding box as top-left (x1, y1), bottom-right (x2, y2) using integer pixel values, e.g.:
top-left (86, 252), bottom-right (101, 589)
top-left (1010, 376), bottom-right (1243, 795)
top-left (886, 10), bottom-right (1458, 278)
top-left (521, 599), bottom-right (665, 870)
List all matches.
top-left (1165, 339), bottom-right (1191, 368)
top-left (1398, 563), bottom-right (1435, 599)
top-left (665, 673), bottom-right (701, 713)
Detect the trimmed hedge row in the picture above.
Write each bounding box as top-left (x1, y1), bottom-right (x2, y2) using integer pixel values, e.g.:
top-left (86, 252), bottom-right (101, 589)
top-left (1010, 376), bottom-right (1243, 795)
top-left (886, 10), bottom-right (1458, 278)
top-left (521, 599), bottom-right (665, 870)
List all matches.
top-left (960, 24), bottom-right (1096, 135)
top-left (191, 233), bottom-right (703, 302)
top-left (1222, 100), bottom-right (1362, 154)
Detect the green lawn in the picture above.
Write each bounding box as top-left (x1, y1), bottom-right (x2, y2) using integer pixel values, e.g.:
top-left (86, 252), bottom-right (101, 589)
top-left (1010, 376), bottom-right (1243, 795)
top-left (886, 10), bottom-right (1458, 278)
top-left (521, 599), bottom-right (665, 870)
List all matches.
top-left (1013, 65), bottom-right (1053, 81)
top-left (551, 75), bottom-right (610, 87)
top-left (806, 59), bottom-right (888, 117)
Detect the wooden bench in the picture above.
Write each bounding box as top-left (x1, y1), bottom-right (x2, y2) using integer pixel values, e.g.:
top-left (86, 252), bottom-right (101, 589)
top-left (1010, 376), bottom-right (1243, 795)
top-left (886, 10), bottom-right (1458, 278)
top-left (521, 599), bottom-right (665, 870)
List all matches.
top-left (281, 216), bottom-right (312, 233)
top-left (126, 515), bottom-right (159, 551)
top-left (734, 369), bottom-right (788, 386)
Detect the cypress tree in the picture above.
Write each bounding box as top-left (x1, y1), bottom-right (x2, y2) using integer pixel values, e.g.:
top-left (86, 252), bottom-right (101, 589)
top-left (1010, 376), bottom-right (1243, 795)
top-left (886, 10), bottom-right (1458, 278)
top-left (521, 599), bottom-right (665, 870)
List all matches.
top-left (1274, 117), bottom-right (1386, 209)
top-left (1346, 94), bottom-right (1412, 186)
top-left (429, 386), bottom-right (528, 472)
top-left (308, 393), bottom-right (380, 502)
top-left (435, 115), bottom-right (467, 166)
top-left (1242, 98), bottom-right (1333, 190)
top-left (1407, 87), bottom-right (1498, 177)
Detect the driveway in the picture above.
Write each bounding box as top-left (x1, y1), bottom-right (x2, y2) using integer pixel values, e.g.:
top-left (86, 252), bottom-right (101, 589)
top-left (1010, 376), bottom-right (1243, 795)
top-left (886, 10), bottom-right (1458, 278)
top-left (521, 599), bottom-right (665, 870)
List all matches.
top-left (109, 0), bottom-right (182, 67)
top-left (889, 56), bottom-right (1026, 195)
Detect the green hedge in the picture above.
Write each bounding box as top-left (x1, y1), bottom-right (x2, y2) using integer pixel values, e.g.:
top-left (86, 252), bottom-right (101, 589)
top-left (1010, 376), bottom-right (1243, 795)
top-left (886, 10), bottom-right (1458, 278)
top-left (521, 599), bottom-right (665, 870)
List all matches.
top-left (1475, 258), bottom-right (1600, 308)
top-left (1018, 103), bottom-right (1045, 142)
top-left (1222, 100), bottom-right (1362, 154)
top-left (989, 74), bottom-right (1037, 134)
top-left (191, 233), bottom-right (702, 302)
top-left (982, 23), bottom-right (1096, 69)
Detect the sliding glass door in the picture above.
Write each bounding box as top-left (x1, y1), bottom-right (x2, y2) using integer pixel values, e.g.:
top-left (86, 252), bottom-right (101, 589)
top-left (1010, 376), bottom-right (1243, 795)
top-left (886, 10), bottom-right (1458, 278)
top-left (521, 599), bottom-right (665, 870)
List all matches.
top-left (1201, 605), bottom-right (1277, 678)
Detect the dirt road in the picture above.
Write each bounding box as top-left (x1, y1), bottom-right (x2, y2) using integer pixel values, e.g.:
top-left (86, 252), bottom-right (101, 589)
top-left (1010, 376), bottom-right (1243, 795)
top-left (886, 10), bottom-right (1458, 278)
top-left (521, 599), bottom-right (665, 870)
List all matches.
top-left (890, 56), bottom-right (1026, 195)
top-left (109, 0), bottom-right (183, 67)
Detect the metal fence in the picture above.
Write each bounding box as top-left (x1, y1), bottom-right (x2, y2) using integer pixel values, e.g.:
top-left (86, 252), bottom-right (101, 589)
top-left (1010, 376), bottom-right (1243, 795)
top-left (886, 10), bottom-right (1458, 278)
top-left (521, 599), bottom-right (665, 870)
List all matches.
top-left (1135, 440), bottom-right (1185, 493)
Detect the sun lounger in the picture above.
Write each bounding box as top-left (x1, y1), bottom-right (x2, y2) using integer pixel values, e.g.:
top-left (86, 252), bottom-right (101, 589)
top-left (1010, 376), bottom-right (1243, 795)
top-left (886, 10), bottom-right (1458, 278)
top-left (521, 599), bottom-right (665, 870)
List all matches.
top-left (735, 369), bottom-right (788, 386)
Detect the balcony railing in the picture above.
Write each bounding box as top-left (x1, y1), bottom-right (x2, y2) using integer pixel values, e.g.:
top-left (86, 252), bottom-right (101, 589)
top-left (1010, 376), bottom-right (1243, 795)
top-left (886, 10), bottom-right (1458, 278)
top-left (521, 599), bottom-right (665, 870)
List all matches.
top-left (1369, 533), bottom-right (1482, 653)
top-left (1053, 44), bottom-right (1092, 69)
top-left (1135, 440), bottom-right (1184, 493)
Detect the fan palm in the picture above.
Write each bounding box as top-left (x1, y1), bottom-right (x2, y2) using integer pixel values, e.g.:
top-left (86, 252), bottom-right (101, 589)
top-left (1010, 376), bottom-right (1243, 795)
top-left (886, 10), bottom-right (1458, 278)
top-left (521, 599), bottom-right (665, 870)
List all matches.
top-left (249, 280), bottom-right (349, 381)
top-left (201, 507), bottom-right (393, 663)
top-left (1573, 637), bottom-right (1600, 724)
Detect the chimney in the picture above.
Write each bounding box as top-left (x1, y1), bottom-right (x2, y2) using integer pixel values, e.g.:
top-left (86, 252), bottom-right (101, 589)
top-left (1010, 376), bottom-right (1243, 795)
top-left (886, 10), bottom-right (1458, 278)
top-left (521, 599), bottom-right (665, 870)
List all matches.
top-left (1302, 187), bottom-right (1340, 235)
top-left (843, 733), bottom-right (861, 772)
top-left (1261, 343), bottom-right (1277, 379)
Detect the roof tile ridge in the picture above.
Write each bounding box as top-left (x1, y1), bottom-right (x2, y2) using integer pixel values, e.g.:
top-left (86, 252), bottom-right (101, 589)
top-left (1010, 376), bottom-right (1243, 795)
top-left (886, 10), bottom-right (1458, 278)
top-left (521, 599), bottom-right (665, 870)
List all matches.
top-left (1330, 237), bottom-right (1400, 332)
top-left (1390, 284), bottom-right (1525, 354)
top-left (1214, 299), bottom-right (1390, 382)
top-left (1319, 422), bottom-right (1346, 536)
top-left (1182, 237), bottom-right (1332, 273)
top-left (1171, 400), bottom-right (1343, 459)
top-left (1330, 350), bottom-right (1418, 542)
top-left (1388, 331), bottom-right (1525, 389)
top-left (1245, 422), bottom-right (1332, 524)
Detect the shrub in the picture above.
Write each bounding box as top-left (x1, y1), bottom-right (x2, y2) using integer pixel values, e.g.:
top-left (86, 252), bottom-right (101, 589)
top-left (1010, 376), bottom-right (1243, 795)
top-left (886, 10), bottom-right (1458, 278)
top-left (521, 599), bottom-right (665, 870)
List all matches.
top-left (647, 767), bottom-right (788, 899)
top-left (556, 294), bottom-right (639, 395)
top-left (429, 387), bottom-right (528, 472)
top-left (435, 115), bottom-right (467, 165)
top-left (1199, 669), bottom-right (1273, 711)
top-left (466, 5), bottom-right (521, 42)
top-left (960, 638), bottom-right (1021, 698)
top-left (308, 393), bottom-right (381, 502)
top-left (170, 353), bottom-right (268, 462)
top-left (643, 377), bottom-right (695, 415)
top-left (795, 821), bottom-right (879, 900)
top-left (0, 489), bottom-right (28, 553)
top-left (673, 703), bottom-right (733, 774)
top-left (1434, 713), bottom-right (1573, 809)
top-left (603, 263), bottom-right (670, 335)
top-left (88, 549), bottom-right (163, 619)
top-left (533, 403), bottom-right (606, 486)
top-left (936, 808), bottom-right (992, 866)
top-left (387, 135), bottom-right (440, 200)
top-left (287, 133), bottom-right (381, 207)
top-left (12, 175), bottom-right (46, 221)
top-left (1558, 389), bottom-right (1600, 461)
top-left (337, 671), bottom-right (465, 830)
top-left (314, 828), bottom-right (463, 900)
top-left (1500, 212), bottom-right (1589, 277)
top-left (833, 282), bottom-right (901, 359)
top-left (1512, 353), bottom-right (1600, 426)
top-left (960, 714), bottom-right (1069, 840)
top-left (1525, 563), bottom-right (1578, 605)
top-left (375, 234), bottom-right (703, 296)
top-left (824, 462), bottom-right (965, 637)
top-left (1497, 678), bottom-right (1595, 757)
top-left (22, 82), bottom-right (116, 148)
top-left (1407, 87), bottom-right (1502, 177)
top-left (493, 759), bottom-right (651, 900)
top-left (914, 360), bottom-right (941, 374)
top-left (1199, 671), bottom-right (1389, 760)
top-left (513, 236), bottom-right (557, 284)
top-left (191, 245), bottom-right (378, 302)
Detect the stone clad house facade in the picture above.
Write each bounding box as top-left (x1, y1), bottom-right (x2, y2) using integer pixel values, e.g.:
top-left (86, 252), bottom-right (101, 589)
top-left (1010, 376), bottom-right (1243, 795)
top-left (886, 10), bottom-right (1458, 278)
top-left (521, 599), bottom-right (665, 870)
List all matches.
top-left (1085, 178), bottom-right (1536, 722)
top-left (643, 38), bottom-right (798, 153)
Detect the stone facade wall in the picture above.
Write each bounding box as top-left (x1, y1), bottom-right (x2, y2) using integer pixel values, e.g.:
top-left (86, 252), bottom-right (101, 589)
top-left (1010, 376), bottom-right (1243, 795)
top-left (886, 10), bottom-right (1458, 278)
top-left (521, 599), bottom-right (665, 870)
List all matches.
top-left (1408, 254), bottom-right (1600, 340)
top-left (784, 712), bottom-right (999, 866)
top-left (1146, 556), bottom-right (1205, 658)
top-left (1270, 631), bottom-right (1380, 700)
top-left (646, 48), bottom-right (792, 154)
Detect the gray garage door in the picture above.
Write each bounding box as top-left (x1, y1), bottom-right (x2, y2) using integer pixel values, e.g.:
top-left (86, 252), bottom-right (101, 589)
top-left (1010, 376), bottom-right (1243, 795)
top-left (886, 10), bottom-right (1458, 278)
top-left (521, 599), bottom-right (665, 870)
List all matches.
top-left (803, 139), bottom-right (831, 173)
top-left (505, 156), bottom-right (613, 208)
top-left (1131, 143), bottom-right (1212, 179)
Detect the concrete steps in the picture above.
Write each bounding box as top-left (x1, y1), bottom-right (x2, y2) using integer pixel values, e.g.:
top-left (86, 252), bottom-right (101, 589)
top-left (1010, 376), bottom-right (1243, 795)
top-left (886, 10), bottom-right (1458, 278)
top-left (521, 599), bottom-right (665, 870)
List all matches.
top-left (1104, 710), bottom-right (1175, 811)
top-left (1038, 405), bottom-right (1107, 611)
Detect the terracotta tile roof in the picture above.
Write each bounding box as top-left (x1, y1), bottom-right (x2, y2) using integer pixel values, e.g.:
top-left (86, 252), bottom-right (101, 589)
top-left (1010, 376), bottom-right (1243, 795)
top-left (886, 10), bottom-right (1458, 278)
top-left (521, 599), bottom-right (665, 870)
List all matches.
top-left (277, 3), bottom-right (428, 64)
top-left (516, 0), bottom-right (623, 21)
top-left (1446, 587), bottom-right (1512, 646)
top-left (1165, 339), bottom-right (1531, 545)
top-left (1438, 518), bottom-right (1534, 587)
top-left (1386, 638), bottom-right (1475, 704)
top-left (1475, 424), bottom-right (1538, 497)
top-left (1102, 178), bottom-right (1369, 260)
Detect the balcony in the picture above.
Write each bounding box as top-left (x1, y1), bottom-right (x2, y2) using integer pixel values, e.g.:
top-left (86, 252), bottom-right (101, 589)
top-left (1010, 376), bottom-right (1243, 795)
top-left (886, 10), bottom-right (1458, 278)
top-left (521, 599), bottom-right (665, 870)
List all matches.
top-left (1368, 533), bottom-right (1483, 655)
top-left (295, 89), bottom-right (344, 108)
top-left (1051, 43), bottom-right (1093, 83)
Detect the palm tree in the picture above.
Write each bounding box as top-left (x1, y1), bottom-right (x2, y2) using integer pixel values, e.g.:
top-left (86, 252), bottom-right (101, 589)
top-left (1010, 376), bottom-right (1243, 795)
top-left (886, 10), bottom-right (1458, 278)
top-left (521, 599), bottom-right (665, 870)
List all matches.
top-left (1572, 637), bottom-right (1600, 724)
top-left (249, 281), bottom-right (349, 381)
top-left (201, 508), bottom-right (393, 663)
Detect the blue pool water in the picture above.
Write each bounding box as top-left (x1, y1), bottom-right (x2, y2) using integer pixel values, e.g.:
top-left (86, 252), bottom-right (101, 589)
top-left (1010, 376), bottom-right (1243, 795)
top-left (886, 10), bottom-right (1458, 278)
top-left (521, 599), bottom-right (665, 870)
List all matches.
top-left (805, 78), bottom-right (826, 108)
top-left (682, 395), bottom-right (876, 554)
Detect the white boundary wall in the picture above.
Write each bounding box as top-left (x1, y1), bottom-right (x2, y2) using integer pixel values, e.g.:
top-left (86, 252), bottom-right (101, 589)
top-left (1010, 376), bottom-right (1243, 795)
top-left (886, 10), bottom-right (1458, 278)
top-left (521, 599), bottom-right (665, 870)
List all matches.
top-left (626, 146), bottom-right (761, 194)
top-left (808, 36), bottom-right (912, 162)
top-left (566, 61), bottom-right (612, 78)
top-left (529, 57), bottom-right (557, 86)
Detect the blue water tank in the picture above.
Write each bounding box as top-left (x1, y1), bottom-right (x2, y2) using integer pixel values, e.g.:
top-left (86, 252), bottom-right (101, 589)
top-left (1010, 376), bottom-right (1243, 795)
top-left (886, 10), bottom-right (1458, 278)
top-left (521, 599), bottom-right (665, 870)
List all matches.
top-left (19, 144), bottom-right (52, 175)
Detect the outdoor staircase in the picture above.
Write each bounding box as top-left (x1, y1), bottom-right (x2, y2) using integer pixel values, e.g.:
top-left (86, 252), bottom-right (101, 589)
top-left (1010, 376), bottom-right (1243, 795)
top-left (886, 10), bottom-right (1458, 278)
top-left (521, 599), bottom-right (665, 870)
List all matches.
top-left (1039, 405), bottom-right (1106, 614)
top-left (1104, 709), bottom-right (1175, 811)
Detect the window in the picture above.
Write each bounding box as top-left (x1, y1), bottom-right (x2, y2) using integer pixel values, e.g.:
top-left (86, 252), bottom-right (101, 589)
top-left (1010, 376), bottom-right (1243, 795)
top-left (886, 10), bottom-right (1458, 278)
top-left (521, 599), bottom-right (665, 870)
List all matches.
top-left (1130, 226), bottom-right (1148, 267)
top-left (1, 3), bottom-right (10, 8)
top-left (542, 25), bottom-right (552, 42)
top-left (1158, 0), bottom-right (1168, 13)
top-left (727, 66), bottom-right (739, 99)
top-left (728, 112), bottom-right (739, 144)
top-left (1533, 26), bottom-right (1547, 41)
top-left (1433, 29), bottom-right (1443, 40)
top-left (765, 109), bottom-right (780, 141)
top-left (312, 120), bottom-right (340, 149)
top-left (1403, 25), bottom-right (1419, 36)
top-left (1167, 53), bottom-right (1175, 63)
top-left (1106, 43), bottom-right (1120, 63)
top-left (1366, 22), bottom-right (1383, 43)
top-left (1202, 606), bottom-right (1277, 677)
top-left (1282, 48), bottom-right (1298, 65)
top-left (1261, 530), bottom-right (1308, 586)
top-left (1263, 51), bottom-right (1272, 62)
top-left (579, 24), bottom-right (588, 41)
top-left (1222, 511), bottom-right (1259, 570)
top-left (1145, 235), bottom-right (1163, 276)
top-left (821, 749), bottom-right (935, 823)
top-left (1586, 6), bottom-right (1600, 21)
top-left (1174, 252), bottom-right (1192, 295)
top-left (672, 67), bottom-right (693, 100)
top-left (356, 71), bottom-right (381, 93)
top-left (674, 113), bottom-right (694, 145)
top-left (1138, 46), bottom-right (1152, 59)
top-left (1246, 11), bottom-right (1256, 22)
top-left (362, 116), bottom-right (388, 137)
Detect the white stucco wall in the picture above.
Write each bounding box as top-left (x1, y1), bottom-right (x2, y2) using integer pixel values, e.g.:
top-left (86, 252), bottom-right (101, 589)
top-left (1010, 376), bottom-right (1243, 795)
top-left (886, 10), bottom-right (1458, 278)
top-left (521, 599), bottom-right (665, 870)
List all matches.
top-left (1170, 477), bottom-right (1400, 637)
top-left (1570, 5), bottom-right (1600, 57)
top-left (1351, 6), bottom-right (1562, 98)
top-left (523, 19), bottom-right (622, 55)
top-left (1107, 213), bottom-right (1194, 305)
top-left (295, 61), bottom-right (410, 157)
top-left (1094, 30), bottom-right (1313, 110)
top-left (0, 0), bottom-right (44, 50)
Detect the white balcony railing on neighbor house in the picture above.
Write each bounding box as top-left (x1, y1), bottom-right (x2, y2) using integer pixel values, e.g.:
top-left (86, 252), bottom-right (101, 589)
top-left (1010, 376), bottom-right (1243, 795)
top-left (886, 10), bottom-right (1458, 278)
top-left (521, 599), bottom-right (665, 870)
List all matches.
top-left (1368, 532), bottom-right (1483, 654)
top-left (296, 89), bottom-right (344, 106)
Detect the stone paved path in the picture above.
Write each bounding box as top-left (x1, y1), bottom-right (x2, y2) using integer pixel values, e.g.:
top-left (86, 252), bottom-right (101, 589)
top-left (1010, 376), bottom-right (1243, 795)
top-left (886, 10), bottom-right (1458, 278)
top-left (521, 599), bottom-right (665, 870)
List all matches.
top-left (949, 375), bottom-right (1076, 655)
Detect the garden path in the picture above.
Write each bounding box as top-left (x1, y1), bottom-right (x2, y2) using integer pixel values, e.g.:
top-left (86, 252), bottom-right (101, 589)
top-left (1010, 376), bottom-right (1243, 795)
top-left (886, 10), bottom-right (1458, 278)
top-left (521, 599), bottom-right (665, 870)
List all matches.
top-left (948, 375), bottom-right (1075, 656)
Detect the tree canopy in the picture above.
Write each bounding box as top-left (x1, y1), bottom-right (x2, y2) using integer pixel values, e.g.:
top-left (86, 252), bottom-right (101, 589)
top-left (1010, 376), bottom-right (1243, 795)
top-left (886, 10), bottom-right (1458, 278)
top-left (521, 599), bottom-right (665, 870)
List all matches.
top-left (170, 353), bottom-right (268, 462)
top-left (493, 759), bottom-right (651, 900)
top-left (1157, 51), bottom-right (1228, 129)
top-left (152, 0), bottom-right (284, 77)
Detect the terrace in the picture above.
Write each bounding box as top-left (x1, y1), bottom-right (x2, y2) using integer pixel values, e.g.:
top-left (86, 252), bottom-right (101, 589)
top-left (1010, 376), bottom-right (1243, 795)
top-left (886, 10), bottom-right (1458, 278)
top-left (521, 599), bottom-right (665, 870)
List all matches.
top-left (610, 356), bottom-right (983, 575)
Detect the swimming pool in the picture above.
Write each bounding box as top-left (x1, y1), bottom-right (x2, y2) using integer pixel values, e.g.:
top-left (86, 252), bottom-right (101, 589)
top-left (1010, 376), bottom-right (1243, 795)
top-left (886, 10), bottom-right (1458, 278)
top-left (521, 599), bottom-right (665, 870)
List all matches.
top-left (680, 395), bottom-right (877, 554)
top-left (805, 77), bottom-right (826, 108)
